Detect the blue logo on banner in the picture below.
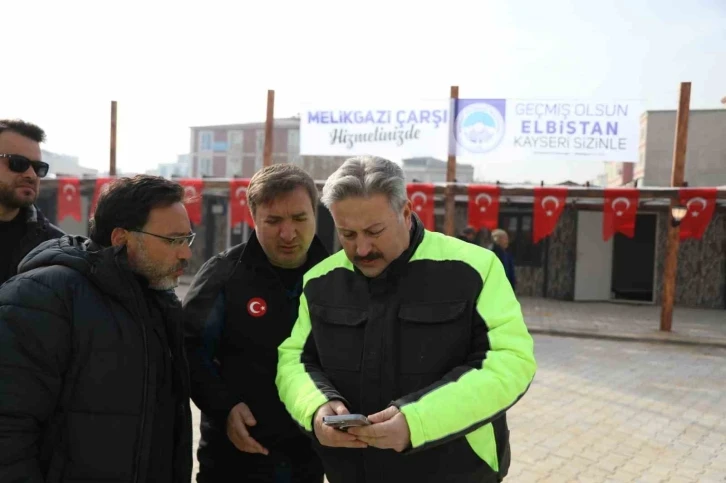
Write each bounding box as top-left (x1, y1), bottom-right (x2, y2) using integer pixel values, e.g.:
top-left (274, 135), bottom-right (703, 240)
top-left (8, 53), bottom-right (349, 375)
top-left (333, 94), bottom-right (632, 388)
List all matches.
top-left (454, 99), bottom-right (506, 154)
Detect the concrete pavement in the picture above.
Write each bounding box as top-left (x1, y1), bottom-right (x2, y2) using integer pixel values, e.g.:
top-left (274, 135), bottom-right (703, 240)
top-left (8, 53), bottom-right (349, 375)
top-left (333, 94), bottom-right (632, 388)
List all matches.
top-left (520, 297), bottom-right (726, 349)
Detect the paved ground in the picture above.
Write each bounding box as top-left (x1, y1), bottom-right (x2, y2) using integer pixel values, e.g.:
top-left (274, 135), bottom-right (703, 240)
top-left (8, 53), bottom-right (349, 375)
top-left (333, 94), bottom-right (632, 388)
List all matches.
top-left (186, 333), bottom-right (726, 482)
top-left (521, 297), bottom-right (726, 348)
top-left (505, 335), bottom-right (726, 482)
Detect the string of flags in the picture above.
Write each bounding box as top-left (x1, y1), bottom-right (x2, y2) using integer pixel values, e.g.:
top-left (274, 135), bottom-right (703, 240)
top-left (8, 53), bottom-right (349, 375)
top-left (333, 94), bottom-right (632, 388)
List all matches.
top-left (55, 178), bottom-right (719, 242)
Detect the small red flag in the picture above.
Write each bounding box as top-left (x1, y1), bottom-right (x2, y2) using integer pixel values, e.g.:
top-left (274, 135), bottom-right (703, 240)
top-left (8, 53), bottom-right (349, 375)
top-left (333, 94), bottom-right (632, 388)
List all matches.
top-left (407, 183), bottom-right (436, 230)
top-left (179, 178), bottom-right (204, 225)
top-left (679, 188), bottom-right (718, 240)
top-left (89, 177), bottom-right (114, 219)
top-left (229, 178), bottom-right (254, 228)
top-left (468, 185), bottom-right (500, 231)
top-left (603, 188), bottom-right (640, 241)
top-left (57, 177), bottom-right (81, 222)
top-left (533, 187), bottom-right (568, 243)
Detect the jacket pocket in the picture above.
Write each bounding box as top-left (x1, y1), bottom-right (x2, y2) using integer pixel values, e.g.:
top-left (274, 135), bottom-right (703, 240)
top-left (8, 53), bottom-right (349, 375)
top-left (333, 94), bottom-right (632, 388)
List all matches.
top-left (309, 304), bottom-right (367, 372)
top-left (397, 300), bottom-right (469, 374)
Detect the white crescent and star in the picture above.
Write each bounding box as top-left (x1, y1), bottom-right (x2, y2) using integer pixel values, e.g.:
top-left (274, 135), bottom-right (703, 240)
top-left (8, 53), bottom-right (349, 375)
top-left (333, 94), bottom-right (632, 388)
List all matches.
top-left (411, 191), bottom-right (427, 212)
top-left (541, 195), bottom-right (560, 217)
top-left (611, 197), bottom-right (631, 217)
top-left (475, 193), bottom-right (492, 212)
top-left (686, 197), bottom-right (707, 217)
top-left (184, 185), bottom-right (197, 198)
top-left (62, 182), bottom-right (76, 202)
top-left (247, 298), bottom-right (267, 317)
top-left (235, 186), bottom-right (248, 206)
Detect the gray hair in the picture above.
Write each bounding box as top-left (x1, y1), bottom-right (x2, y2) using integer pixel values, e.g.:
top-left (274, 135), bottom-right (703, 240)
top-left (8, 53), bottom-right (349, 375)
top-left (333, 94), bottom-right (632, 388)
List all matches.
top-left (492, 229), bottom-right (508, 241)
top-left (321, 156), bottom-right (408, 214)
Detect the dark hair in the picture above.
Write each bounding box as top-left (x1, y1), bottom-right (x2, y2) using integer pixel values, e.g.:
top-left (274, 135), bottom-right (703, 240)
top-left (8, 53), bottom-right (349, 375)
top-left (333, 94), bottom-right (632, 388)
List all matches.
top-left (0, 119), bottom-right (46, 143)
top-left (90, 175), bottom-right (185, 247)
top-left (247, 164), bottom-right (319, 216)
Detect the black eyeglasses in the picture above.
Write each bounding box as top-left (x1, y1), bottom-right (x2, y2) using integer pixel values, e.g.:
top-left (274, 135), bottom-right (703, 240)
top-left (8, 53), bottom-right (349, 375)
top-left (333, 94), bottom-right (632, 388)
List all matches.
top-left (0, 154), bottom-right (50, 178)
top-left (132, 230), bottom-right (196, 248)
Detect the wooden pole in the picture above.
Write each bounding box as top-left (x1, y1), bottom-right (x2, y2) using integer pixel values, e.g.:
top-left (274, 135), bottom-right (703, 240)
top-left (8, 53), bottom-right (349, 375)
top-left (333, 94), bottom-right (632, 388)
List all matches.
top-left (444, 85), bottom-right (459, 236)
top-left (263, 90), bottom-right (275, 167)
top-left (660, 81), bottom-right (691, 332)
top-left (110, 101), bottom-right (117, 176)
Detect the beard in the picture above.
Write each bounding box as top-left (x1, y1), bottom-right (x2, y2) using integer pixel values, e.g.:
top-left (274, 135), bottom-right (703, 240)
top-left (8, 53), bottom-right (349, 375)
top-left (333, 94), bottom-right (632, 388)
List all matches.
top-left (128, 239), bottom-right (188, 290)
top-left (0, 179), bottom-right (37, 209)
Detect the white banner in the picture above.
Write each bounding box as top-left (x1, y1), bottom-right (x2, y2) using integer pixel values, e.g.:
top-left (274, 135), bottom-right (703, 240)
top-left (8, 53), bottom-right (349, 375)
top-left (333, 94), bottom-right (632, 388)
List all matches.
top-left (300, 101), bottom-right (450, 158)
top-left (452, 99), bottom-right (642, 162)
top-left (300, 98), bottom-right (643, 163)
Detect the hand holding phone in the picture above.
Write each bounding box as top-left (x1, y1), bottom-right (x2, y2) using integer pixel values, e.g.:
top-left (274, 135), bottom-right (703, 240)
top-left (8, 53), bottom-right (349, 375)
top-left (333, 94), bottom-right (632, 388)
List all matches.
top-left (313, 401), bottom-right (368, 449)
top-left (323, 414), bottom-right (371, 430)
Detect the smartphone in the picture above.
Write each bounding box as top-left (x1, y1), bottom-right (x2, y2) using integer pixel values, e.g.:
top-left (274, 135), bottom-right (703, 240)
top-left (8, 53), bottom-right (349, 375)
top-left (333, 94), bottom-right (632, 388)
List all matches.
top-left (322, 414), bottom-right (371, 430)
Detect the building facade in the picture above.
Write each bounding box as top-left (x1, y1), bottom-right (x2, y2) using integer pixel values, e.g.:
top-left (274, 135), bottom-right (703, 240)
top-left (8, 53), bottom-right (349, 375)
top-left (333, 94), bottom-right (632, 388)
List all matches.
top-left (401, 157), bottom-right (475, 183)
top-left (602, 109), bottom-right (726, 188)
top-left (189, 118), bottom-right (348, 180)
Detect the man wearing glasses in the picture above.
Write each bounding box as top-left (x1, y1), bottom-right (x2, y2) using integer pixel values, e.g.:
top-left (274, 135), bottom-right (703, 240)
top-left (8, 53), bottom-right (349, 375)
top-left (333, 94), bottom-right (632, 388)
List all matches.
top-left (0, 175), bottom-right (194, 483)
top-left (0, 119), bottom-right (64, 285)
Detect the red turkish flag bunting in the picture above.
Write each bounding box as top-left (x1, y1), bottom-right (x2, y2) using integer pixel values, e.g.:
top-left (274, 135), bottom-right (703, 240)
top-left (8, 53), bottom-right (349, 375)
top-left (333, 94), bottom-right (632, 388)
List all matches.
top-left (57, 177), bottom-right (81, 222)
top-left (229, 178), bottom-right (254, 228)
top-left (603, 188), bottom-right (640, 241)
top-left (89, 177), bottom-right (114, 219)
top-left (407, 183), bottom-right (436, 230)
top-left (679, 188), bottom-right (718, 240)
top-left (468, 185), bottom-right (500, 231)
top-left (179, 178), bottom-right (204, 225)
top-left (533, 187), bottom-right (568, 243)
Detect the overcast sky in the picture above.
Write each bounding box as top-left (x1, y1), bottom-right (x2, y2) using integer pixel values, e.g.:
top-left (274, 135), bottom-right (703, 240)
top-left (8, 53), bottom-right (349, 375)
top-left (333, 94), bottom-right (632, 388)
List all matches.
top-left (2, 0), bottom-right (724, 183)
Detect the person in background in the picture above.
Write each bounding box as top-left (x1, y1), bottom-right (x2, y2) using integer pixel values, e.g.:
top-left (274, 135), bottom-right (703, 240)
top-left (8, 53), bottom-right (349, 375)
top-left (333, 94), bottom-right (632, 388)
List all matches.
top-left (458, 225), bottom-right (478, 244)
top-left (490, 228), bottom-right (516, 291)
top-left (183, 164), bottom-right (328, 483)
top-left (0, 119), bottom-right (64, 285)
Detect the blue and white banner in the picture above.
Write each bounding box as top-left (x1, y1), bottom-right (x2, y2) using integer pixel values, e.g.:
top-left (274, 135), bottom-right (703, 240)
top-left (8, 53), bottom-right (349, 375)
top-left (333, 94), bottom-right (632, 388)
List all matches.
top-left (300, 98), bottom-right (642, 163)
top-left (452, 99), bottom-right (642, 162)
top-left (300, 101), bottom-right (450, 158)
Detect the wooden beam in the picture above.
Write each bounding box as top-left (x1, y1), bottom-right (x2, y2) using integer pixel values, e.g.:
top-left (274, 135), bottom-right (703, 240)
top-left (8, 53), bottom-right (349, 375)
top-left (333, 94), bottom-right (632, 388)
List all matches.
top-left (660, 81), bottom-right (692, 332)
top-left (444, 85), bottom-right (459, 236)
top-left (263, 90), bottom-right (275, 167)
top-left (110, 101), bottom-right (117, 176)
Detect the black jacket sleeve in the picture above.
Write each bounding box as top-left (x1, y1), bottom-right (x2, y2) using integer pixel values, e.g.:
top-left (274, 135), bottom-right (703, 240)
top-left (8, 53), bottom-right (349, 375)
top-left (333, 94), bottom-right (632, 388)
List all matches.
top-left (0, 276), bottom-right (71, 482)
top-left (182, 253), bottom-right (240, 423)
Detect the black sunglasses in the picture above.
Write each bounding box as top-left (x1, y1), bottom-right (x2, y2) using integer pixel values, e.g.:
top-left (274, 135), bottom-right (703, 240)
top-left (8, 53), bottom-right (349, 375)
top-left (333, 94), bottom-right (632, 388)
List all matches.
top-left (0, 154), bottom-right (50, 178)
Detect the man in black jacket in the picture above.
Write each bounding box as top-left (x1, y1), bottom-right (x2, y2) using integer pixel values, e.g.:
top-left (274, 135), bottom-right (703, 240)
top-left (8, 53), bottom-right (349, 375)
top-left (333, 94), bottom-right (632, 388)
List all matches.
top-left (0, 175), bottom-right (193, 483)
top-left (0, 119), bottom-right (64, 285)
top-left (183, 164), bottom-right (328, 483)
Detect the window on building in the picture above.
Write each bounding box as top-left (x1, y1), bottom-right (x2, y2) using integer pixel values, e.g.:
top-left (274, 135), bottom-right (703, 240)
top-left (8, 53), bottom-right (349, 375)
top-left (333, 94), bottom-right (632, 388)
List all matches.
top-left (199, 157), bottom-right (213, 176)
top-left (255, 130), bottom-right (265, 170)
top-left (228, 130), bottom-right (243, 154)
top-left (199, 131), bottom-right (213, 152)
top-left (226, 157), bottom-right (242, 177)
top-left (287, 129), bottom-right (300, 164)
top-left (498, 212), bottom-right (543, 267)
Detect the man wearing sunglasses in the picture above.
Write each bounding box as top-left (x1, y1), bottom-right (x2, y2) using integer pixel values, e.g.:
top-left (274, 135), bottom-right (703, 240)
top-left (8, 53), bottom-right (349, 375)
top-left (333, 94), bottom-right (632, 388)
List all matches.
top-left (0, 119), bottom-right (64, 285)
top-left (0, 175), bottom-right (194, 483)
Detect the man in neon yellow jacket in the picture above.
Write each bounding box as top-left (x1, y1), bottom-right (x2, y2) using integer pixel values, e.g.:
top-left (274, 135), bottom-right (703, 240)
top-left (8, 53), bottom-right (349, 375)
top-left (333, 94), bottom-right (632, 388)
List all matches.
top-left (276, 155), bottom-right (536, 483)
